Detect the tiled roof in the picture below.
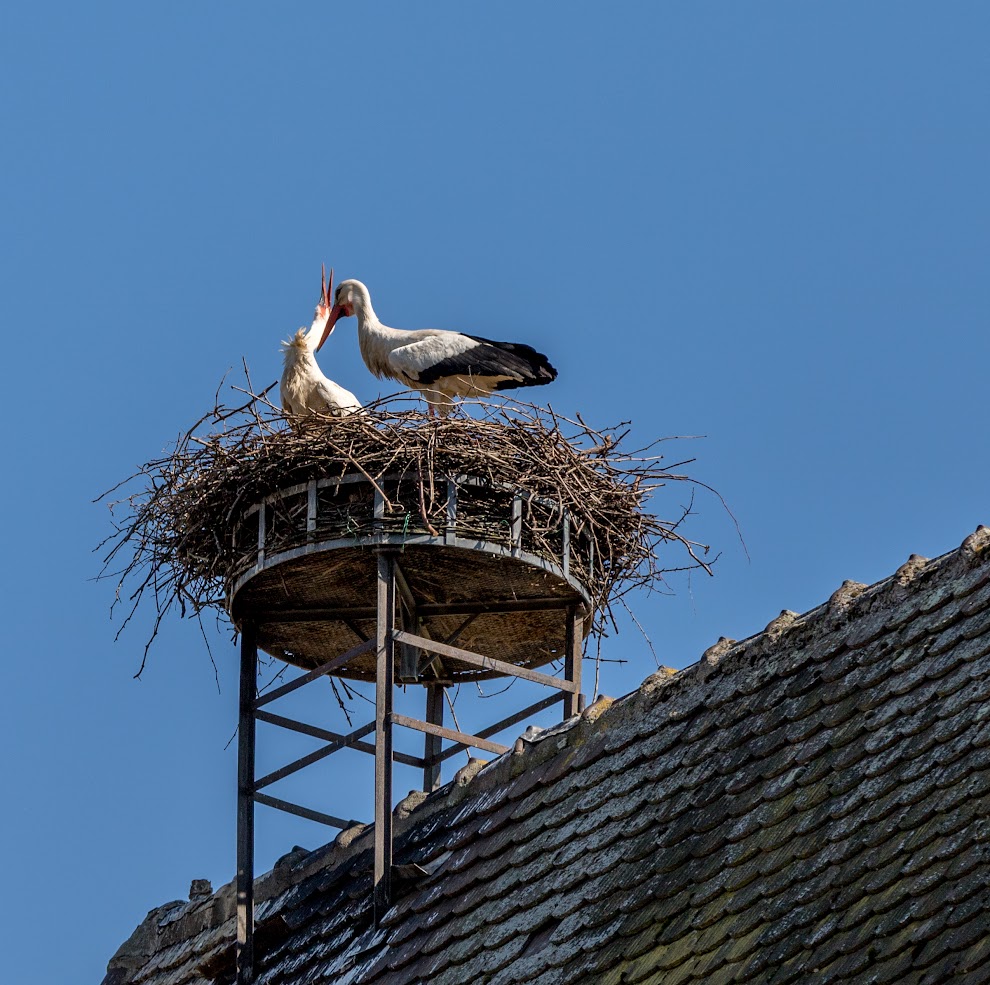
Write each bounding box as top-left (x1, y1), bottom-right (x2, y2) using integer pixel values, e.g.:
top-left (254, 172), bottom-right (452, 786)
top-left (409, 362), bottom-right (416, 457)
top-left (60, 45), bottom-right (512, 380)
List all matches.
top-left (104, 525), bottom-right (990, 985)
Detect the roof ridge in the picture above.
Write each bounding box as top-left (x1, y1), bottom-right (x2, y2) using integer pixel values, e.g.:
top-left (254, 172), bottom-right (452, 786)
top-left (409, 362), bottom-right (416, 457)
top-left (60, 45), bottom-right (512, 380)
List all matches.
top-left (637, 523), bottom-right (990, 697)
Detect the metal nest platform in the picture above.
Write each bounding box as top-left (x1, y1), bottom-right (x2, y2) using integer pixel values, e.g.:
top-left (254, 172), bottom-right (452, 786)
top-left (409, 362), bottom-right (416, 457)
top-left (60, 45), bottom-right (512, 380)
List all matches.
top-left (228, 472), bottom-right (593, 680)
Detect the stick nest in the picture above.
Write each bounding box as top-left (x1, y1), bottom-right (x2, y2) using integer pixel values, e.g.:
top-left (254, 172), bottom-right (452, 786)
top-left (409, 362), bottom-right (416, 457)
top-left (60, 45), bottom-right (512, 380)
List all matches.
top-left (99, 384), bottom-right (720, 663)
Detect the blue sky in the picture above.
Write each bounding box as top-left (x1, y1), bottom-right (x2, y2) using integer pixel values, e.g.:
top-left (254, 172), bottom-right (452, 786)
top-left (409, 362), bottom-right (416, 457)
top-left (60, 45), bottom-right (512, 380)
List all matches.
top-left (2, 4), bottom-right (989, 981)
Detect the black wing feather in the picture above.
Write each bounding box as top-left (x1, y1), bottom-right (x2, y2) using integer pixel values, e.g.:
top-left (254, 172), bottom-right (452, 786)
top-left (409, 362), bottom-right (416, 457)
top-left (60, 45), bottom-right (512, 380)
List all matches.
top-left (415, 335), bottom-right (558, 389)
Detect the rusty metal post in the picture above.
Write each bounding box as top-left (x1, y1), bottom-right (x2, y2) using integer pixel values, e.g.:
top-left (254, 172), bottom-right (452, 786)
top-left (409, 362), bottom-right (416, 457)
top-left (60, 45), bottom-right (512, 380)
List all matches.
top-left (236, 622), bottom-right (257, 984)
top-left (563, 606), bottom-right (585, 719)
top-left (374, 551), bottom-right (396, 923)
top-left (423, 684), bottom-right (445, 792)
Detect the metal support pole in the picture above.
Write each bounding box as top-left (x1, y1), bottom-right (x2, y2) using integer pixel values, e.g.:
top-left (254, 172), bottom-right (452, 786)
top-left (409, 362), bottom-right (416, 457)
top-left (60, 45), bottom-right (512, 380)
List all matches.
top-left (423, 684), bottom-right (445, 792)
top-left (236, 623), bottom-right (257, 985)
top-left (445, 479), bottom-right (457, 544)
top-left (394, 561), bottom-right (420, 683)
top-left (374, 552), bottom-right (396, 923)
top-left (306, 480), bottom-right (317, 536)
top-left (510, 493), bottom-right (523, 557)
top-left (563, 606), bottom-right (584, 719)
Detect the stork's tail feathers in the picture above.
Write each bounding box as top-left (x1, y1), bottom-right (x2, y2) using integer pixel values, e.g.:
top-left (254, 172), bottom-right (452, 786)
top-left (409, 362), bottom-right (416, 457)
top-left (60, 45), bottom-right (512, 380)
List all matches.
top-left (496, 341), bottom-right (556, 388)
top-left (461, 336), bottom-right (558, 391)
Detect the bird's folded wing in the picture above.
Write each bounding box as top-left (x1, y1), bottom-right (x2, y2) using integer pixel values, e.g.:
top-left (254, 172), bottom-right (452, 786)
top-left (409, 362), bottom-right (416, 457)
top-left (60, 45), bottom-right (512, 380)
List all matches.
top-left (315, 378), bottom-right (361, 414)
top-left (391, 332), bottom-right (553, 385)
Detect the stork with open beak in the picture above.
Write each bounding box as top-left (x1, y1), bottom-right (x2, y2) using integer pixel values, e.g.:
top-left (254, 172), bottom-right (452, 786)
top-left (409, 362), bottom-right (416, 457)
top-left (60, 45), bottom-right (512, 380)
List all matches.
top-left (280, 265), bottom-right (363, 419)
top-left (317, 279), bottom-right (557, 416)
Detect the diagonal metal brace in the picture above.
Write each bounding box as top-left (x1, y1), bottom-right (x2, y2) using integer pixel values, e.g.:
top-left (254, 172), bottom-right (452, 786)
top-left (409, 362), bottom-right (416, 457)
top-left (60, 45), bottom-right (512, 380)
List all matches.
top-left (390, 712), bottom-right (510, 756)
top-left (391, 630), bottom-right (579, 692)
top-left (255, 638), bottom-right (373, 708)
top-left (254, 721), bottom-right (376, 790)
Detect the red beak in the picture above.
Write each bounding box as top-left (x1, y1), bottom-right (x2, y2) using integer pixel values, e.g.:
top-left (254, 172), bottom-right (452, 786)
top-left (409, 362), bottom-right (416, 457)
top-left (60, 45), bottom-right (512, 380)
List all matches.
top-left (317, 304), bottom-right (343, 351)
top-left (315, 264), bottom-right (338, 351)
top-left (320, 263), bottom-right (332, 308)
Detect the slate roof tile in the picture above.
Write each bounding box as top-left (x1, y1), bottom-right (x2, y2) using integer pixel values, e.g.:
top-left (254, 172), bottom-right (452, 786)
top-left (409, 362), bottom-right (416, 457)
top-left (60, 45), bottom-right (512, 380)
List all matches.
top-left (642, 955), bottom-right (700, 985)
top-left (698, 940), bottom-right (756, 984)
top-left (960, 958), bottom-right (990, 985)
top-left (862, 947), bottom-right (918, 985)
top-left (820, 946), bottom-right (877, 983)
top-left (747, 818), bottom-right (795, 859)
top-left (749, 926), bottom-right (811, 978)
top-left (922, 912), bottom-right (990, 969)
top-left (943, 848), bottom-right (984, 887)
top-left (783, 776), bottom-right (826, 822)
top-left (945, 889), bottom-right (990, 935)
top-left (956, 928), bottom-right (990, 973)
top-left (950, 635), bottom-right (990, 683)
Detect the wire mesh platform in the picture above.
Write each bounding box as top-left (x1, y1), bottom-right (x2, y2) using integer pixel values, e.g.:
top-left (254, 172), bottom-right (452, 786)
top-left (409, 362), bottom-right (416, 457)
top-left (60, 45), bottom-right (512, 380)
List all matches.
top-left (227, 472), bottom-right (592, 680)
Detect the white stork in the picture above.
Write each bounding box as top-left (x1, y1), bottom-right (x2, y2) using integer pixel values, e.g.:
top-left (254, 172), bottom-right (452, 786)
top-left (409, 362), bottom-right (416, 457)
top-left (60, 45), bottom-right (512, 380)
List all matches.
top-left (317, 279), bottom-right (557, 416)
top-left (280, 266), bottom-right (363, 419)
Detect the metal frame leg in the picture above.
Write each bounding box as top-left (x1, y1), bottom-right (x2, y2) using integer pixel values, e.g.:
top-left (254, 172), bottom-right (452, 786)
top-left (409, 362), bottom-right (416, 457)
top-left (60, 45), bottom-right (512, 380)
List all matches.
top-left (563, 606), bottom-right (585, 719)
top-left (236, 623), bottom-right (257, 985)
top-left (374, 552), bottom-right (396, 923)
top-left (423, 684), bottom-right (445, 792)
